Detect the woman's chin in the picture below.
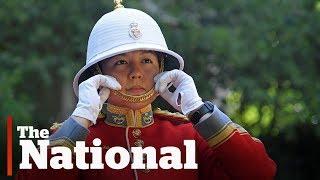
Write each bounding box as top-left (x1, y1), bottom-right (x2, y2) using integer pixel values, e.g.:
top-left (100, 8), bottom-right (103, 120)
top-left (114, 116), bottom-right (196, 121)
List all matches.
top-left (106, 93), bottom-right (158, 110)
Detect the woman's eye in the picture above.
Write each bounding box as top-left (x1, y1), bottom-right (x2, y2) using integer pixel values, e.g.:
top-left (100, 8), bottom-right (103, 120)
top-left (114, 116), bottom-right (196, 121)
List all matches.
top-left (115, 60), bottom-right (127, 65)
top-left (142, 58), bottom-right (152, 64)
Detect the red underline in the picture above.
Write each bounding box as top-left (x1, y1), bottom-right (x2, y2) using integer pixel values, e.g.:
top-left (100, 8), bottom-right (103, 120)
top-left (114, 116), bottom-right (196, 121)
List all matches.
top-left (7, 115), bottom-right (13, 176)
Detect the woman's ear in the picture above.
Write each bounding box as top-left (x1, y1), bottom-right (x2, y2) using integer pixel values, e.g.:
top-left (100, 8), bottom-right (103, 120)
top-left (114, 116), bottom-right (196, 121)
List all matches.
top-left (159, 59), bottom-right (164, 73)
top-left (156, 52), bottom-right (165, 73)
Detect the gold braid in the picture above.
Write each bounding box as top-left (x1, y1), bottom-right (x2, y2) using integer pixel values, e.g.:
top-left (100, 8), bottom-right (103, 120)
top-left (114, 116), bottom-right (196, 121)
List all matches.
top-left (110, 88), bottom-right (156, 103)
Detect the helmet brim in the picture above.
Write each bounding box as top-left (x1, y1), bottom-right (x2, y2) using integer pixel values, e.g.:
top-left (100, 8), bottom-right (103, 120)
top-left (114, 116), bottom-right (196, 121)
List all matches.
top-left (73, 42), bottom-right (184, 97)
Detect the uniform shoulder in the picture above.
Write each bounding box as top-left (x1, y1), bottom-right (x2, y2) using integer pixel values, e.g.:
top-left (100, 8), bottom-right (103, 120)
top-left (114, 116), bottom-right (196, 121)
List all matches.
top-left (153, 108), bottom-right (190, 124)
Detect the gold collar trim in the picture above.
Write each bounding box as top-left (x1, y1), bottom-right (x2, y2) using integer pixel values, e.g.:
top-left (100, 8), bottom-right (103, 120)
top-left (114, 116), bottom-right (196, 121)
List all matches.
top-left (100, 103), bottom-right (154, 128)
top-left (110, 88), bottom-right (157, 103)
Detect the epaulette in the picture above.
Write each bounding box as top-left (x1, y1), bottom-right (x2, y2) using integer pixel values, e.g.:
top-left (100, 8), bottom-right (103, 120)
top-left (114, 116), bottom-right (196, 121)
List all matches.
top-left (153, 108), bottom-right (189, 122)
top-left (49, 122), bottom-right (63, 134)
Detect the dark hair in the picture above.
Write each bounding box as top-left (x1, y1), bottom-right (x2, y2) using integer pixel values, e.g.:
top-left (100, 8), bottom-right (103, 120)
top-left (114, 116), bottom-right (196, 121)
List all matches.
top-left (78, 63), bottom-right (102, 85)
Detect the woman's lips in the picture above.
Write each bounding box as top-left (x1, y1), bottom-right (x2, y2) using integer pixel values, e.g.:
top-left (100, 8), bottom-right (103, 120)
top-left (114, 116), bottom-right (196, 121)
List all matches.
top-left (127, 87), bottom-right (146, 95)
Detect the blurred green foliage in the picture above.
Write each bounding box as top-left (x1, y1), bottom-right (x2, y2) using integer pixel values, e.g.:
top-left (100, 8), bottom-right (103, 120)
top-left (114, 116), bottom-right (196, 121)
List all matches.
top-left (0, 0), bottom-right (319, 179)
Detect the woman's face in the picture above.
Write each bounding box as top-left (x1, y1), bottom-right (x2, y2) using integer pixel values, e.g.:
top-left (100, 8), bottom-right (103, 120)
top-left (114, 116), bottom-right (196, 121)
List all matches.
top-left (100, 50), bottom-right (160, 109)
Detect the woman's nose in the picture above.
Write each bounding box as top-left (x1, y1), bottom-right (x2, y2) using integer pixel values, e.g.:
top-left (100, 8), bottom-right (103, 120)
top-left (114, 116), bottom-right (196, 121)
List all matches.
top-left (129, 64), bottom-right (143, 79)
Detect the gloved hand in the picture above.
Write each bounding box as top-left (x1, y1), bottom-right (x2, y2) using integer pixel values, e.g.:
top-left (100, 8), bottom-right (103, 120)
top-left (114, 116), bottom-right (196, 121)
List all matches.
top-left (72, 74), bottom-right (121, 124)
top-left (154, 70), bottom-right (204, 115)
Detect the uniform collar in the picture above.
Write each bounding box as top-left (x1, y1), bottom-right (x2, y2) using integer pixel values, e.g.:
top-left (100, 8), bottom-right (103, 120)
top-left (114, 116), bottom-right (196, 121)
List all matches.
top-left (100, 103), bottom-right (154, 128)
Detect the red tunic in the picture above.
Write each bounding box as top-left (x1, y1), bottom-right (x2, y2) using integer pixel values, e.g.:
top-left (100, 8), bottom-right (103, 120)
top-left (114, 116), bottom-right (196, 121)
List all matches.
top-left (16, 109), bottom-right (276, 180)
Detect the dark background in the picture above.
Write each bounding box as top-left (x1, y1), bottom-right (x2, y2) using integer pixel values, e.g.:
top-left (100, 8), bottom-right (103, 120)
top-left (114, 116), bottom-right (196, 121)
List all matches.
top-left (1, 0), bottom-right (320, 179)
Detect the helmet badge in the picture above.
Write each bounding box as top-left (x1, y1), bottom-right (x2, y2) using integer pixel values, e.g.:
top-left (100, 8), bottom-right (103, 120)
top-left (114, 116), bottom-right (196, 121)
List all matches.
top-left (129, 22), bottom-right (142, 40)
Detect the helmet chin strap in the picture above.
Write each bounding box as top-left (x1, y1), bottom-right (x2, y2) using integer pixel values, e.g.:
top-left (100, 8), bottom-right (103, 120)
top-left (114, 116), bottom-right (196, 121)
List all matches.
top-left (111, 88), bottom-right (157, 103)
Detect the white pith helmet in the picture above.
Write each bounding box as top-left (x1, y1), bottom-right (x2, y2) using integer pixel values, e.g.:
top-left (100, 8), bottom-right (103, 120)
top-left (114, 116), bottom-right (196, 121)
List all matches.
top-left (72, 6), bottom-right (184, 97)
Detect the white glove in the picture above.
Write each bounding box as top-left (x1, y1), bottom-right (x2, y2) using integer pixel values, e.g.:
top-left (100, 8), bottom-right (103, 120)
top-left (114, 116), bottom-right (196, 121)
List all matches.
top-left (72, 74), bottom-right (121, 124)
top-left (154, 70), bottom-right (204, 115)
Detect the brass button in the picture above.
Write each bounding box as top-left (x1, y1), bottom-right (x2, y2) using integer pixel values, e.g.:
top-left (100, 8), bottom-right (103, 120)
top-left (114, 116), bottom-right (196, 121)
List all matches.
top-left (132, 129), bottom-right (142, 138)
top-left (134, 139), bottom-right (144, 147)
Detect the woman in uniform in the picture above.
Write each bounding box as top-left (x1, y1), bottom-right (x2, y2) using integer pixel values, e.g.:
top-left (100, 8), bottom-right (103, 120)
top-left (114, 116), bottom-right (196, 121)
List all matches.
top-left (17, 1), bottom-right (276, 179)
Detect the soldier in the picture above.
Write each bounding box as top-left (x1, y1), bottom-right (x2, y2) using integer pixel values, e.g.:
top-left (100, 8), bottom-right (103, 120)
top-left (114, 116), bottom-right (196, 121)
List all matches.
top-left (17, 0), bottom-right (276, 179)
